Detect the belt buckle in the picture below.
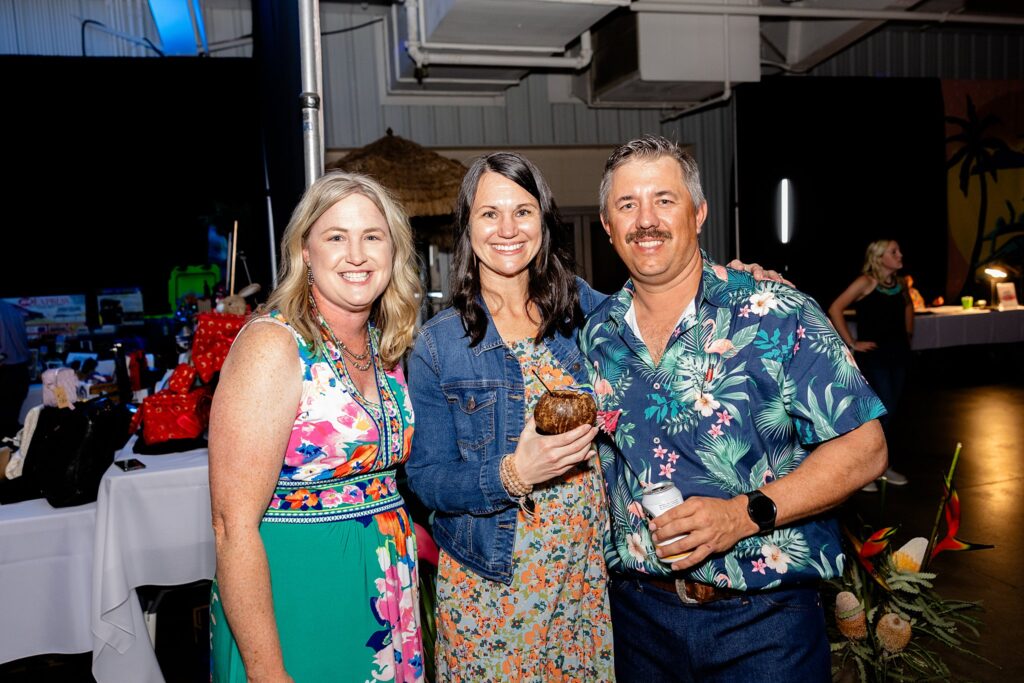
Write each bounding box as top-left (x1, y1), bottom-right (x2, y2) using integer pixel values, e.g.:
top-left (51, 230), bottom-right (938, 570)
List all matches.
top-left (675, 578), bottom-right (723, 604)
top-left (674, 578), bottom-right (702, 605)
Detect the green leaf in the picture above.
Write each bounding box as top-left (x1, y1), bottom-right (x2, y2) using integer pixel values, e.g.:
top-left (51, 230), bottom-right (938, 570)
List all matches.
top-left (724, 553), bottom-right (748, 591)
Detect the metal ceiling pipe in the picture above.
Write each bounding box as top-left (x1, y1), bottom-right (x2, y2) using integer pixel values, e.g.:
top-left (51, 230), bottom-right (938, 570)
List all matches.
top-left (417, 41), bottom-right (567, 53)
top-left (630, 2), bottom-right (1024, 27)
top-left (403, 0), bottom-right (595, 71)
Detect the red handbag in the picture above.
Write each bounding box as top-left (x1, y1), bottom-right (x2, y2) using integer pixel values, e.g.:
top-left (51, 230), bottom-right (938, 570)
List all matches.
top-left (191, 311), bottom-right (246, 382)
top-left (130, 387), bottom-right (212, 445)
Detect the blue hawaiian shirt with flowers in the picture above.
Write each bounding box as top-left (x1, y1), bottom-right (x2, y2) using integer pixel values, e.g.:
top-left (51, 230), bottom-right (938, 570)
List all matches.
top-left (579, 254), bottom-right (886, 590)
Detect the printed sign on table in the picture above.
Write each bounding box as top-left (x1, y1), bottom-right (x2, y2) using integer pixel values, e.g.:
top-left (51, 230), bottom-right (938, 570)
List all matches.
top-left (996, 282), bottom-right (1019, 311)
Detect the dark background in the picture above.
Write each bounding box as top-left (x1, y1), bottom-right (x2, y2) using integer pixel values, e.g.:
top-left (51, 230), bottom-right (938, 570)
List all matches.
top-left (0, 61), bottom-right (951, 321)
top-left (0, 56), bottom-right (271, 322)
top-left (735, 77), bottom-right (948, 309)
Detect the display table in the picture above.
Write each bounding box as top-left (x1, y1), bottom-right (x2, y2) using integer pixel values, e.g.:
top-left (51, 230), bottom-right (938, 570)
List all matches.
top-left (0, 499), bottom-right (97, 663)
top-left (845, 307), bottom-right (1024, 350)
top-left (911, 306), bottom-right (1024, 350)
top-left (90, 444), bottom-right (214, 683)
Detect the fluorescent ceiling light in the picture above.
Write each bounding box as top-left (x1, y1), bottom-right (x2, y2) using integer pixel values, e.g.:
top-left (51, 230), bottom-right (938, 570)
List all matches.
top-left (777, 178), bottom-right (793, 244)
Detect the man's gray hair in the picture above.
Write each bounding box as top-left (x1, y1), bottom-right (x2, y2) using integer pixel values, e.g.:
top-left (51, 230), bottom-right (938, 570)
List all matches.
top-left (598, 134), bottom-right (706, 220)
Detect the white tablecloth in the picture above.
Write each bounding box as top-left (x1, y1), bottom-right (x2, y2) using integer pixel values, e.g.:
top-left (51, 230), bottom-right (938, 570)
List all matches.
top-left (0, 499), bottom-right (97, 663)
top-left (91, 444), bottom-right (214, 683)
top-left (912, 307), bottom-right (1024, 350)
top-left (846, 308), bottom-right (1024, 350)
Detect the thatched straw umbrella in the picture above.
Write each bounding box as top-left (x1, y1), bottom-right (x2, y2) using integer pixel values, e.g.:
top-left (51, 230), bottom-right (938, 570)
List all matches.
top-left (327, 129), bottom-right (467, 218)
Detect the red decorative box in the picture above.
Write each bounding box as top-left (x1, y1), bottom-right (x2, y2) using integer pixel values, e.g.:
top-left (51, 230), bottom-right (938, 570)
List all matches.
top-left (131, 387), bottom-right (212, 444)
top-left (192, 311), bottom-right (246, 382)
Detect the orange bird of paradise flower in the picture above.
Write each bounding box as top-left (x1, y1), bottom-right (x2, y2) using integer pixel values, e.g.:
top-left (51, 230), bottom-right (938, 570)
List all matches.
top-left (930, 483), bottom-right (994, 560)
top-left (845, 526), bottom-right (898, 590)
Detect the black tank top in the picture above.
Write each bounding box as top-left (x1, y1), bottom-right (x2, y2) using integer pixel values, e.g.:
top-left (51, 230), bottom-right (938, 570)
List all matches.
top-left (854, 284), bottom-right (909, 351)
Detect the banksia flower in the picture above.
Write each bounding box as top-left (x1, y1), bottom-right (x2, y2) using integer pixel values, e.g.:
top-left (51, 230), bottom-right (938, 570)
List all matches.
top-left (892, 537), bottom-right (928, 573)
top-left (876, 613), bottom-right (912, 653)
top-left (835, 591), bottom-right (867, 640)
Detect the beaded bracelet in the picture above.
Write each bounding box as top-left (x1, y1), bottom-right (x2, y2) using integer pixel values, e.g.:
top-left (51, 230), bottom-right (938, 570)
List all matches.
top-left (507, 455), bottom-right (532, 496)
top-left (500, 454), bottom-right (536, 515)
top-left (500, 454), bottom-right (533, 497)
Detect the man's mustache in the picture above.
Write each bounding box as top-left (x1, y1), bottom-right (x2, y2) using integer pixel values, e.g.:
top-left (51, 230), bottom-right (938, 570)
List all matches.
top-left (625, 228), bottom-right (672, 244)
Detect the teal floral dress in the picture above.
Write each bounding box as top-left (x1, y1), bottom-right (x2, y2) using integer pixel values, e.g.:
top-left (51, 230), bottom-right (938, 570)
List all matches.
top-left (433, 339), bottom-right (614, 681)
top-left (210, 313), bottom-right (423, 682)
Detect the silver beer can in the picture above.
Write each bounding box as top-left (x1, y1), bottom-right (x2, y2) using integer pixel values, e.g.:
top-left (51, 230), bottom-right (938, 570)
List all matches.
top-left (641, 481), bottom-right (690, 563)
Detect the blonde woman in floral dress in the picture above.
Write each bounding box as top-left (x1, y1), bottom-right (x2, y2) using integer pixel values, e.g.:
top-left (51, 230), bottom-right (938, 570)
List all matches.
top-left (407, 153), bottom-right (613, 680)
top-left (209, 172), bottom-right (424, 682)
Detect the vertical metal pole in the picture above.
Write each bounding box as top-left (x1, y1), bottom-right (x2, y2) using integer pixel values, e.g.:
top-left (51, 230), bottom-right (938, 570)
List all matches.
top-left (732, 94), bottom-right (741, 261)
top-left (298, 0), bottom-right (324, 188)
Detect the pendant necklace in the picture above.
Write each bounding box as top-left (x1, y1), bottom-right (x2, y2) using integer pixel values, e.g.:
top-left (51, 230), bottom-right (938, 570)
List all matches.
top-left (309, 294), bottom-right (373, 371)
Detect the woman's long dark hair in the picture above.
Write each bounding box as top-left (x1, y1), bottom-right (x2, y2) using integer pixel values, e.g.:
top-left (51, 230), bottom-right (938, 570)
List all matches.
top-left (451, 152), bottom-right (583, 347)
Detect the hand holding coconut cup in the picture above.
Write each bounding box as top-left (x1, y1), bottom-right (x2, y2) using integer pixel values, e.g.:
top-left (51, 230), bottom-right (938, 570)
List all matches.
top-left (509, 374), bottom-right (598, 487)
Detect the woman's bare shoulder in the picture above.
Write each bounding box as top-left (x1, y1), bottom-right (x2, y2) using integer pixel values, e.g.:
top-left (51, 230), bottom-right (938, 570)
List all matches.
top-left (221, 319), bottom-right (302, 383)
top-left (851, 274), bottom-right (878, 298)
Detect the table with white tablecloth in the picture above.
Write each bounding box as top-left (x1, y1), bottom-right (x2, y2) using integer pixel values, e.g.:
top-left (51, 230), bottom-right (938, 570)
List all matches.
top-left (0, 499), bottom-right (96, 664)
top-left (0, 444), bottom-right (214, 680)
top-left (845, 307), bottom-right (1024, 350)
top-left (90, 444), bottom-right (214, 683)
top-left (910, 306), bottom-right (1024, 350)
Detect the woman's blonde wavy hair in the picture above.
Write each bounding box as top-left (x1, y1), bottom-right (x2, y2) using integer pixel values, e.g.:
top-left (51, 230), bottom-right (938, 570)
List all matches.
top-left (262, 171), bottom-right (421, 369)
top-left (861, 239), bottom-right (898, 284)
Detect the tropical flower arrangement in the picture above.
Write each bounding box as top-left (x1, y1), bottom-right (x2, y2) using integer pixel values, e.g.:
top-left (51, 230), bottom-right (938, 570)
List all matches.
top-left (827, 443), bottom-right (995, 681)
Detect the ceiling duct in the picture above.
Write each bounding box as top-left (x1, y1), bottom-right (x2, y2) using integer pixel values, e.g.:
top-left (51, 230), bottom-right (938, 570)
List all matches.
top-left (381, 0), bottom-right (621, 99)
top-left (579, 1), bottom-right (761, 108)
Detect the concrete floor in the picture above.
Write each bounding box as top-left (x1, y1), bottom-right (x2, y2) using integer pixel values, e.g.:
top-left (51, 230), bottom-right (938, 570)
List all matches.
top-left (842, 347), bottom-right (1024, 681)
top-left (2, 345), bottom-right (1022, 682)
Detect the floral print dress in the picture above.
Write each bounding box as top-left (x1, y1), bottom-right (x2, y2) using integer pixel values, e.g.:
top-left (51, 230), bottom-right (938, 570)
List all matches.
top-left (434, 338), bottom-right (613, 682)
top-left (210, 312), bottom-right (423, 683)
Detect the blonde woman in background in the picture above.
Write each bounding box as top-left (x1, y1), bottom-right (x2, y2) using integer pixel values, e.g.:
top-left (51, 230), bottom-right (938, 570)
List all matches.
top-left (828, 238), bottom-right (912, 491)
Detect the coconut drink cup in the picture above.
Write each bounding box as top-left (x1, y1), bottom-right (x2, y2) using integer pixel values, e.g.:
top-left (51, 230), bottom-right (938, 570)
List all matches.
top-left (533, 389), bottom-right (597, 435)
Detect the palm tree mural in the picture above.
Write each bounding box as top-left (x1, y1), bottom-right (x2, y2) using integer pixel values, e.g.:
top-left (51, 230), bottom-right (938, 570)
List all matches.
top-left (946, 96), bottom-right (1024, 294)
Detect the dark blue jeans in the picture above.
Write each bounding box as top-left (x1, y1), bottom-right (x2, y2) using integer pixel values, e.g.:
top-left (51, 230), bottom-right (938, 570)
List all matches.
top-left (609, 577), bottom-right (830, 683)
top-left (855, 347), bottom-right (908, 433)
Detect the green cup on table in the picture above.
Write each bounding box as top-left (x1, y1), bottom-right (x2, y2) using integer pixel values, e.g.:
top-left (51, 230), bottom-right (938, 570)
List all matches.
top-left (961, 296), bottom-right (973, 309)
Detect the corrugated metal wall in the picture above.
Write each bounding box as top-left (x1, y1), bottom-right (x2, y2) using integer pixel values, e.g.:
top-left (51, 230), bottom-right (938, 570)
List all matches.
top-left (809, 25), bottom-right (1024, 79)
top-left (0, 0), bottom-right (156, 57)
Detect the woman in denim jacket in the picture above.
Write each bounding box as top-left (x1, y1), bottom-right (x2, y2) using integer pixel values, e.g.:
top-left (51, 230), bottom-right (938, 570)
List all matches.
top-left (406, 153), bottom-right (613, 680)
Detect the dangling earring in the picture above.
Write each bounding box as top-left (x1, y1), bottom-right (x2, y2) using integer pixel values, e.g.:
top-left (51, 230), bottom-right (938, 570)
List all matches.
top-left (306, 265), bottom-right (314, 285)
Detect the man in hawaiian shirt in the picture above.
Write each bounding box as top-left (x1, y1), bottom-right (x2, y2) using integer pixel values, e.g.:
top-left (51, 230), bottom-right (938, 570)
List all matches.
top-left (580, 134), bottom-right (888, 681)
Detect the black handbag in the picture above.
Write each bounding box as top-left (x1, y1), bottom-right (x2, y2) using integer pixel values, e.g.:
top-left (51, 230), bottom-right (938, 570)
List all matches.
top-left (24, 397), bottom-right (132, 507)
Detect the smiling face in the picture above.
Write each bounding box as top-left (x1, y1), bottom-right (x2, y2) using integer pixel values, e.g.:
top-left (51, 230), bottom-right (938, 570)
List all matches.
top-left (302, 192), bottom-right (394, 317)
top-left (602, 155), bottom-right (707, 291)
top-left (468, 171), bottom-right (543, 288)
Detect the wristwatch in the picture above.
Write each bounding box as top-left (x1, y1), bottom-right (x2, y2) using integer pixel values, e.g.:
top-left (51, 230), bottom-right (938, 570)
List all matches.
top-left (746, 489), bottom-right (777, 534)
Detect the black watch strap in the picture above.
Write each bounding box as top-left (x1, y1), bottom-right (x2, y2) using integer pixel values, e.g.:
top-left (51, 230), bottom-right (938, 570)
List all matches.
top-left (746, 489), bottom-right (777, 534)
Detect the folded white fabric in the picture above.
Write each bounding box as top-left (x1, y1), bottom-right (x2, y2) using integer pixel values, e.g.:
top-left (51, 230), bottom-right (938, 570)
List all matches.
top-left (4, 404), bottom-right (43, 479)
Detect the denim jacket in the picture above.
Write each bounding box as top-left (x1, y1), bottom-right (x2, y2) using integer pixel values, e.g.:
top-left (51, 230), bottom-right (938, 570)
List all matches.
top-left (406, 278), bottom-right (605, 584)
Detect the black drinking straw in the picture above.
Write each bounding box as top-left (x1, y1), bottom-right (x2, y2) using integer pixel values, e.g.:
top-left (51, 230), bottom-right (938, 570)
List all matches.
top-left (532, 369), bottom-right (555, 393)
